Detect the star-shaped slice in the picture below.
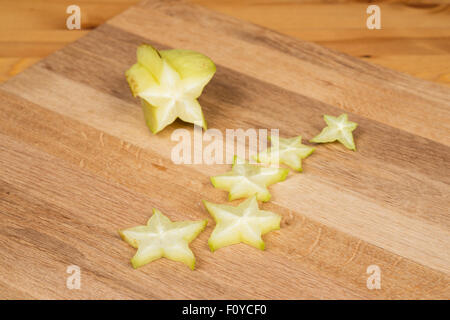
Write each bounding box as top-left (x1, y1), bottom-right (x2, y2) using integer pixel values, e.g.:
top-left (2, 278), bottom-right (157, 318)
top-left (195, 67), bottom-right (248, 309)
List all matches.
top-left (126, 44), bottom-right (216, 133)
top-left (119, 209), bottom-right (207, 269)
top-left (211, 157), bottom-right (289, 202)
top-left (310, 114), bottom-right (358, 150)
top-left (255, 135), bottom-right (315, 172)
top-left (203, 196), bottom-right (281, 251)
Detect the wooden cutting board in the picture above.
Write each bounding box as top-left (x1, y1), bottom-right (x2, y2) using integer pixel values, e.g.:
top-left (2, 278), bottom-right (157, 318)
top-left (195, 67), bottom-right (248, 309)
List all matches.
top-left (0, 0), bottom-right (449, 299)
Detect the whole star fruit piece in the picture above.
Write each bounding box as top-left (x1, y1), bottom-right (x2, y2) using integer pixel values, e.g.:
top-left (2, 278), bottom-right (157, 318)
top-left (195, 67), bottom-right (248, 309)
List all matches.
top-left (203, 196), bottom-right (281, 252)
top-left (255, 135), bottom-right (315, 172)
top-left (119, 209), bottom-right (207, 270)
top-left (310, 114), bottom-right (358, 151)
top-left (126, 44), bottom-right (216, 134)
top-left (210, 156), bottom-right (289, 202)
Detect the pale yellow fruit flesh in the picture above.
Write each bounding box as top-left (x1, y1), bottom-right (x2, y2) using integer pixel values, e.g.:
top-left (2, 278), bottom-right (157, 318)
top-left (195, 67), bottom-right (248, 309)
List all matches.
top-left (119, 209), bottom-right (207, 270)
top-left (203, 196), bottom-right (281, 252)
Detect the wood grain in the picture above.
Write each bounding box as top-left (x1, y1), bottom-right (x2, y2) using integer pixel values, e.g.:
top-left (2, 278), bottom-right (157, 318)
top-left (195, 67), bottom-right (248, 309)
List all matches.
top-left (1, 0), bottom-right (450, 87)
top-left (0, 0), bottom-right (449, 299)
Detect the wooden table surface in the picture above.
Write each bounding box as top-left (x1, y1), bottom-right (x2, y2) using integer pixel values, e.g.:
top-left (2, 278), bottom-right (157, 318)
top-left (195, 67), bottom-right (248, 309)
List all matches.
top-left (0, 0), bottom-right (449, 299)
top-left (1, 0), bottom-right (450, 86)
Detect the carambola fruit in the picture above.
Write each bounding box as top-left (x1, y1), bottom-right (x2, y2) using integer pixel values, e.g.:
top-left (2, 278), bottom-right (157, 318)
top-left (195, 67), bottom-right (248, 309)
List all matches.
top-left (210, 157), bottom-right (289, 202)
top-left (119, 209), bottom-right (207, 269)
top-left (310, 114), bottom-right (358, 150)
top-left (203, 196), bottom-right (281, 251)
top-left (255, 135), bottom-right (315, 172)
top-left (126, 44), bottom-right (216, 133)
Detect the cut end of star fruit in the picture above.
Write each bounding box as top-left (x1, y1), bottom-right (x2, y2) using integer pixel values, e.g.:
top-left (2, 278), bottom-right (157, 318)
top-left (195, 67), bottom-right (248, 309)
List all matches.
top-left (125, 44), bottom-right (216, 134)
top-left (203, 196), bottom-right (281, 252)
top-left (310, 114), bottom-right (358, 151)
top-left (119, 208), bottom-right (207, 270)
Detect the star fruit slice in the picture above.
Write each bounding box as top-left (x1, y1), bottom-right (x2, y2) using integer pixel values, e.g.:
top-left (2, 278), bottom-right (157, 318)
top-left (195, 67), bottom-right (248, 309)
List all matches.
top-left (210, 157), bottom-right (289, 202)
top-left (203, 196), bottom-right (281, 251)
top-left (310, 114), bottom-right (358, 150)
top-left (125, 44), bottom-right (216, 133)
top-left (255, 135), bottom-right (315, 172)
top-left (119, 209), bottom-right (207, 269)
